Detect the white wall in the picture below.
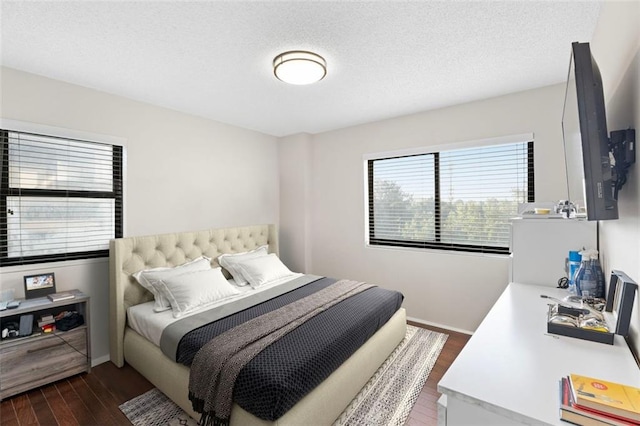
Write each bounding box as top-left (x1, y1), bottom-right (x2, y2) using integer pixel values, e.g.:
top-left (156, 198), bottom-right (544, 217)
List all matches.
top-left (279, 84), bottom-right (569, 333)
top-left (278, 133), bottom-right (312, 273)
top-left (0, 67), bottom-right (279, 364)
top-left (591, 1), bottom-right (640, 358)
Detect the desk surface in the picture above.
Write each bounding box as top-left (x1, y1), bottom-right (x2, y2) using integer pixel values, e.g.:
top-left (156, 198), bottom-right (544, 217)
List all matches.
top-left (438, 282), bottom-right (640, 425)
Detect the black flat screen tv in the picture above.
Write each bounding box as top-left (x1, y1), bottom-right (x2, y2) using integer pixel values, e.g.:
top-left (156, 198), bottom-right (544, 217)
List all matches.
top-left (562, 41), bottom-right (618, 220)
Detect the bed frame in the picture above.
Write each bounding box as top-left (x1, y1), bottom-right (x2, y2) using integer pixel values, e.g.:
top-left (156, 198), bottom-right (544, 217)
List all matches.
top-left (109, 224), bottom-right (406, 425)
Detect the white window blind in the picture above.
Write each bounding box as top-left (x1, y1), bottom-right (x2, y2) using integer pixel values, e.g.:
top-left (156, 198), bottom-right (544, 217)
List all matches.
top-left (368, 140), bottom-right (534, 254)
top-left (1, 130), bottom-right (123, 266)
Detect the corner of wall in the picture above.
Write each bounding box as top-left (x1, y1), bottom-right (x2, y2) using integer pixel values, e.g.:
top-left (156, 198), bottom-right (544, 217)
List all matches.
top-left (592, 2), bottom-right (640, 364)
top-left (277, 133), bottom-right (313, 273)
top-left (590, 0), bottom-right (640, 101)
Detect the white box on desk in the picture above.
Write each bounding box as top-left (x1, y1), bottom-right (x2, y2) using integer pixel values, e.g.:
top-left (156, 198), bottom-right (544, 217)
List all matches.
top-left (509, 218), bottom-right (596, 287)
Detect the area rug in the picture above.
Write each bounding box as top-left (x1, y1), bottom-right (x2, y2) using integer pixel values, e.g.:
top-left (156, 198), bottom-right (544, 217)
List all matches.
top-left (119, 325), bottom-right (448, 426)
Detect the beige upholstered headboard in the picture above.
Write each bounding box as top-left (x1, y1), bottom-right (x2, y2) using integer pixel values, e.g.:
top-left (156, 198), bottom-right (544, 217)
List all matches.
top-left (109, 224), bottom-right (278, 367)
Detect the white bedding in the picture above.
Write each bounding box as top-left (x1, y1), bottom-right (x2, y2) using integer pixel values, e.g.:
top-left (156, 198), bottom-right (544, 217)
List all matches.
top-left (127, 273), bottom-right (303, 346)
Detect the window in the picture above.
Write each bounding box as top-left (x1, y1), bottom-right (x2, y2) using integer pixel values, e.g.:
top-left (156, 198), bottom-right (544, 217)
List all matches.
top-left (1, 129), bottom-right (123, 266)
top-left (367, 138), bottom-right (534, 254)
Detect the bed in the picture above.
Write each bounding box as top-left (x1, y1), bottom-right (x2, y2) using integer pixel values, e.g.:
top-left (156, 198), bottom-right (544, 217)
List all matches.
top-left (109, 224), bottom-right (407, 425)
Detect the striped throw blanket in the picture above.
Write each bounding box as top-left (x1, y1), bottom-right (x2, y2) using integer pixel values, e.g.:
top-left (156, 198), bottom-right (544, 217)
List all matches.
top-left (188, 279), bottom-right (373, 426)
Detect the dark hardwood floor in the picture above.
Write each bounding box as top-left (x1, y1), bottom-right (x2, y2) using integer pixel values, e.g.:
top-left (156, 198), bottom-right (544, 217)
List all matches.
top-left (0, 323), bottom-right (470, 425)
top-left (405, 322), bottom-right (471, 426)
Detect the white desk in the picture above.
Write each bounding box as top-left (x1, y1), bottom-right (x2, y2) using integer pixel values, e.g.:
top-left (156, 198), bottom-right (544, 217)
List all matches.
top-left (437, 282), bottom-right (640, 426)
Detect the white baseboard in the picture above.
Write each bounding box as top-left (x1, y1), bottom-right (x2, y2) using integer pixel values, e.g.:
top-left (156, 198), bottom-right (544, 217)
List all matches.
top-left (407, 316), bottom-right (474, 335)
top-left (92, 354), bottom-right (110, 367)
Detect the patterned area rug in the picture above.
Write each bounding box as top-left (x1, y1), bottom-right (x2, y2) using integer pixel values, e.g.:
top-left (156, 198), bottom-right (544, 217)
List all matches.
top-left (119, 325), bottom-right (448, 426)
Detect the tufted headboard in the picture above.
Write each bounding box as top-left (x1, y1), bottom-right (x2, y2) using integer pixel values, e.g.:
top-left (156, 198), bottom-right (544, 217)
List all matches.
top-left (109, 224), bottom-right (278, 367)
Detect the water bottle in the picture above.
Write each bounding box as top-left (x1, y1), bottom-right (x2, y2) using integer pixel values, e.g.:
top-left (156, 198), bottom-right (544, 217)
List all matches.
top-left (567, 250), bottom-right (582, 295)
top-left (574, 249), bottom-right (605, 299)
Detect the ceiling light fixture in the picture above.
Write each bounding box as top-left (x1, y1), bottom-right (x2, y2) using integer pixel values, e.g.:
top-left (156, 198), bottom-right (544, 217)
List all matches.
top-left (273, 51), bottom-right (326, 85)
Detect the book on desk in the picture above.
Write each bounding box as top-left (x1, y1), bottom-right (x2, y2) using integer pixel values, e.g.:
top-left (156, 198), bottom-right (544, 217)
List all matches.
top-left (47, 292), bottom-right (75, 302)
top-left (559, 375), bottom-right (640, 425)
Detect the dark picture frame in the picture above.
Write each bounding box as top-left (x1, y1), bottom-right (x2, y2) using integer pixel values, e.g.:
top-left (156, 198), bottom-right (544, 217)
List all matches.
top-left (23, 272), bottom-right (56, 299)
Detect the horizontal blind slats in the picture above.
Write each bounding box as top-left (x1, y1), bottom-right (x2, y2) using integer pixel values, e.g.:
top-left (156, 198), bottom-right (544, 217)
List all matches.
top-left (2, 129), bottom-right (123, 265)
top-left (8, 131), bottom-right (114, 192)
top-left (368, 140), bottom-right (533, 253)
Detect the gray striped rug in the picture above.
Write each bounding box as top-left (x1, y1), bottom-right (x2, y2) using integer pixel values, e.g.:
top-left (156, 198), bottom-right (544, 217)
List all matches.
top-left (120, 325), bottom-right (448, 426)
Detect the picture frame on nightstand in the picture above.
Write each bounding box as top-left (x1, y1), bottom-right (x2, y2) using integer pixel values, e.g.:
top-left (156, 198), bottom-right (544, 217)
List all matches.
top-left (23, 272), bottom-right (56, 299)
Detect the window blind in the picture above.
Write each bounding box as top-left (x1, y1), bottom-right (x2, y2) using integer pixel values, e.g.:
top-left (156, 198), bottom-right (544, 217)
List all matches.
top-left (368, 141), bottom-right (534, 254)
top-left (1, 129), bottom-right (123, 266)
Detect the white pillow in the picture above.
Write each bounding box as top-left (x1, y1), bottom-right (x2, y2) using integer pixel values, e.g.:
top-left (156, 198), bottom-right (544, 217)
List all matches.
top-left (235, 253), bottom-right (296, 288)
top-left (132, 256), bottom-right (211, 312)
top-left (154, 267), bottom-right (241, 318)
top-left (218, 245), bottom-right (269, 286)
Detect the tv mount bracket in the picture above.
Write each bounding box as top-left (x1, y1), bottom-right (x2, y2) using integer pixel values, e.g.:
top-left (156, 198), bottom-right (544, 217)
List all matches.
top-left (609, 128), bottom-right (635, 196)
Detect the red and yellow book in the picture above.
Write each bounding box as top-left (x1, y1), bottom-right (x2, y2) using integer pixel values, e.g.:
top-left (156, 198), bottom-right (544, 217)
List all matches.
top-left (568, 374), bottom-right (640, 423)
top-left (560, 377), bottom-right (636, 426)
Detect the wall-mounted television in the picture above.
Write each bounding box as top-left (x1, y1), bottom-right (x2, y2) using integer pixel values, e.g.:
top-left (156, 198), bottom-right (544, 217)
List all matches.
top-left (561, 41), bottom-right (635, 221)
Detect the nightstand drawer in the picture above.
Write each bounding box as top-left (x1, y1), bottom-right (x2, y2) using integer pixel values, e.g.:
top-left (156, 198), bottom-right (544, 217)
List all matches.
top-left (0, 328), bottom-right (88, 399)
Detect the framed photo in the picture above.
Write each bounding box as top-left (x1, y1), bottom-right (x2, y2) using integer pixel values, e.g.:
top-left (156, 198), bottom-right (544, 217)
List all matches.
top-left (23, 272), bottom-right (56, 299)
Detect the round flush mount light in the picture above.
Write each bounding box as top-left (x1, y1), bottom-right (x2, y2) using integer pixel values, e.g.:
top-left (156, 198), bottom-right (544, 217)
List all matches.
top-left (273, 50), bottom-right (327, 85)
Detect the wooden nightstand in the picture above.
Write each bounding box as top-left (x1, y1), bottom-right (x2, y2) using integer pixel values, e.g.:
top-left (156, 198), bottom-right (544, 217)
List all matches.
top-left (0, 290), bottom-right (91, 400)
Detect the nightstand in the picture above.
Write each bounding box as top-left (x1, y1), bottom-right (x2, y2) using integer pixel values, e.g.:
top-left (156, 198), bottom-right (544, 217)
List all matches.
top-left (0, 290), bottom-right (91, 400)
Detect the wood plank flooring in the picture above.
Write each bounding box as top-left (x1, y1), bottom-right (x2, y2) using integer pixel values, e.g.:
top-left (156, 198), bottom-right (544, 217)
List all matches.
top-left (405, 322), bottom-right (471, 425)
top-left (0, 323), bottom-right (470, 425)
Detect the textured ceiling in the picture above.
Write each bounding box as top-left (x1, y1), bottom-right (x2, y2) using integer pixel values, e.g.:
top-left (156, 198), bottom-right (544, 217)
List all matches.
top-left (1, 1), bottom-right (602, 137)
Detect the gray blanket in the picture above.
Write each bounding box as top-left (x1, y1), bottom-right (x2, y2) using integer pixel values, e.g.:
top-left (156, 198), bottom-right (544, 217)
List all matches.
top-left (188, 279), bottom-right (373, 426)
